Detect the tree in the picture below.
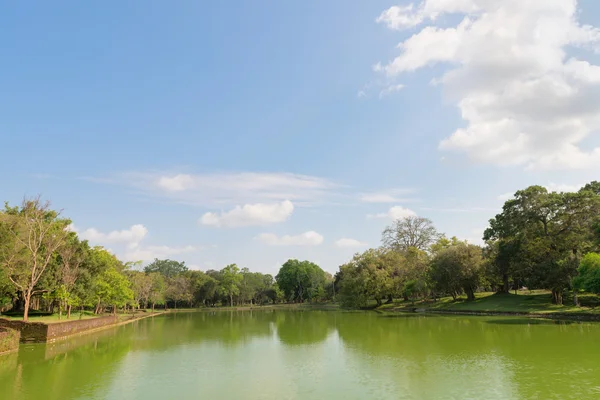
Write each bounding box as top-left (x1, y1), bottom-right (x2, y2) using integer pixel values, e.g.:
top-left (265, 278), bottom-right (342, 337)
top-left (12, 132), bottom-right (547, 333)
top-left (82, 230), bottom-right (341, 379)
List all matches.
top-left (56, 234), bottom-right (89, 318)
top-left (0, 198), bottom-right (70, 321)
top-left (144, 259), bottom-right (188, 278)
top-left (430, 242), bottom-right (484, 301)
top-left (382, 216), bottom-right (440, 252)
top-left (95, 266), bottom-right (134, 315)
top-left (129, 271), bottom-right (152, 309)
top-left (220, 264), bottom-right (242, 307)
top-left (574, 253), bottom-right (600, 294)
top-left (275, 260), bottom-right (326, 303)
top-left (337, 248), bottom-right (402, 307)
top-left (148, 272), bottom-right (166, 311)
top-left (166, 275), bottom-right (193, 309)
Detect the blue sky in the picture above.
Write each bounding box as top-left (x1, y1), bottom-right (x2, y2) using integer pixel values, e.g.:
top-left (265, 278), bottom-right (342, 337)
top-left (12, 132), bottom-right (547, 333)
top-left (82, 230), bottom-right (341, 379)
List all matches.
top-left (2, 1), bottom-right (599, 276)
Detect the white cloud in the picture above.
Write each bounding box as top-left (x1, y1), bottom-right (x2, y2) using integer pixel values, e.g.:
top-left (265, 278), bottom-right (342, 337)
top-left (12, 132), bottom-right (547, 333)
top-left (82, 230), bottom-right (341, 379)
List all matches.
top-left (157, 174), bottom-right (195, 192)
top-left (544, 182), bottom-right (582, 193)
top-left (335, 238), bottom-right (368, 248)
top-left (200, 200), bottom-right (294, 228)
top-left (357, 90), bottom-right (367, 98)
top-left (379, 83), bottom-right (405, 98)
top-left (256, 231), bottom-right (324, 246)
top-left (368, 206), bottom-right (417, 220)
top-left (73, 223), bottom-right (198, 262)
top-left (376, 0), bottom-right (600, 170)
top-left (359, 188), bottom-right (416, 203)
top-left (78, 224), bottom-right (148, 248)
top-left (118, 171), bottom-right (337, 207)
top-left (123, 245), bottom-right (196, 263)
top-left (499, 182), bottom-right (583, 201)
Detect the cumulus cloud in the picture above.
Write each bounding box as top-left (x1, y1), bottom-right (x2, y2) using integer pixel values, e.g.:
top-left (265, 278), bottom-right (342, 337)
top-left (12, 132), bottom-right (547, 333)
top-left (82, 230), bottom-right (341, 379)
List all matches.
top-left (368, 206), bottom-right (417, 220)
top-left (376, 0), bottom-right (600, 170)
top-left (256, 231), bottom-right (324, 246)
top-left (200, 200), bottom-right (294, 228)
top-left (335, 238), bottom-right (368, 248)
top-left (72, 223), bottom-right (198, 262)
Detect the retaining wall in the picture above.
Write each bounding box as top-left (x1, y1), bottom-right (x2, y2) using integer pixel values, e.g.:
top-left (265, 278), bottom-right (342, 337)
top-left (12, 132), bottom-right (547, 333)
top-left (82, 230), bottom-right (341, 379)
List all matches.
top-left (0, 327), bottom-right (21, 353)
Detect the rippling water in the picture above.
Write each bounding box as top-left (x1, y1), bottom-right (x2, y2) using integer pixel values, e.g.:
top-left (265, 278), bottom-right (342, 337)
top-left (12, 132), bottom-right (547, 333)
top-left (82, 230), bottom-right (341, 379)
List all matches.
top-left (2, 310), bottom-right (600, 399)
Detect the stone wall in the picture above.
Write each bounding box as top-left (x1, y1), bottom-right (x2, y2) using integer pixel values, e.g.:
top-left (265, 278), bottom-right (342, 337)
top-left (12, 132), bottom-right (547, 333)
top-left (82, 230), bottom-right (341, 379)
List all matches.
top-left (46, 316), bottom-right (118, 341)
top-left (0, 327), bottom-right (21, 353)
top-left (0, 315), bottom-right (119, 343)
top-left (0, 319), bottom-right (48, 342)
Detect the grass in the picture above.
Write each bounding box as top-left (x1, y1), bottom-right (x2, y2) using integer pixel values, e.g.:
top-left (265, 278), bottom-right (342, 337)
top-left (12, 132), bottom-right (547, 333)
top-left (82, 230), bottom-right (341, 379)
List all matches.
top-left (378, 290), bottom-right (600, 315)
top-left (0, 309), bottom-right (161, 324)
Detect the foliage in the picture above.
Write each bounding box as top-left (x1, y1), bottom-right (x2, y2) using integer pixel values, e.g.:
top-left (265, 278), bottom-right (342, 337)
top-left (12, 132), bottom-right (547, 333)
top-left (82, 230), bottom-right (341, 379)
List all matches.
top-left (275, 260), bottom-right (327, 303)
top-left (144, 259), bottom-right (188, 278)
top-left (574, 253), bottom-right (600, 294)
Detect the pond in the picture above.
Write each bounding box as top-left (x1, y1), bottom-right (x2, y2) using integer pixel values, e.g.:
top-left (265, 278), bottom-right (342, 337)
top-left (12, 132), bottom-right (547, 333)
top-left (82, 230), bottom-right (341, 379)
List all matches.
top-left (2, 310), bottom-right (600, 399)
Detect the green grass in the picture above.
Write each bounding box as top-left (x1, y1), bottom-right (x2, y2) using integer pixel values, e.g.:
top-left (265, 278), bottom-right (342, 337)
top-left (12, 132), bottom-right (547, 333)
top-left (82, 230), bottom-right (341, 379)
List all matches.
top-left (379, 291), bottom-right (600, 315)
top-left (0, 310), bottom-right (159, 324)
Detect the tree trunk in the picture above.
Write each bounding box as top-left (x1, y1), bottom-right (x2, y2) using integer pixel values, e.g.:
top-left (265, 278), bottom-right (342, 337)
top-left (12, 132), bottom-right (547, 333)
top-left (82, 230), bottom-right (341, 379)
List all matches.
top-left (465, 287), bottom-right (475, 301)
top-left (386, 294), bottom-right (393, 304)
top-left (551, 289), bottom-right (563, 305)
top-left (230, 295), bottom-right (233, 308)
top-left (502, 273), bottom-right (509, 294)
top-left (152, 303), bottom-right (155, 312)
top-left (23, 290), bottom-right (32, 322)
top-left (375, 298), bottom-right (382, 307)
top-left (67, 304), bottom-right (72, 319)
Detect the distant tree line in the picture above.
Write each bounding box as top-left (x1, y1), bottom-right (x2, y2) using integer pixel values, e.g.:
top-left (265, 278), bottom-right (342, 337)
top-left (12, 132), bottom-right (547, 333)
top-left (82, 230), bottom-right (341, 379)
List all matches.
top-left (335, 182), bottom-right (600, 307)
top-left (0, 197), bottom-right (334, 321)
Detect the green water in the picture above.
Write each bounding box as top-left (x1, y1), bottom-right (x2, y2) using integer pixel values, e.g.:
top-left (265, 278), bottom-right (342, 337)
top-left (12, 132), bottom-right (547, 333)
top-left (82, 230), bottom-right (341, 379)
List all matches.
top-left (2, 311), bottom-right (600, 400)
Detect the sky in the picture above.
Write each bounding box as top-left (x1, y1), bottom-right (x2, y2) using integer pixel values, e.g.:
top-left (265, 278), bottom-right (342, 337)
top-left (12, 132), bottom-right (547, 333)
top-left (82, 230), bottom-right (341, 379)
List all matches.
top-left (1, 0), bottom-right (600, 276)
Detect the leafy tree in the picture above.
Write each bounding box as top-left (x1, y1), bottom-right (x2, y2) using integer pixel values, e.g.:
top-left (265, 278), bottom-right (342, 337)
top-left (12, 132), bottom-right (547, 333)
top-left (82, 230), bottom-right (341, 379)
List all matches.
top-left (0, 198), bottom-right (70, 321)
top-left (166, 275), bottom-right (193, 308)
top-left (148, 272), bottom-right (166, 311)
top-left (275, 260), bottom-right (326, 303)
top-left (220, 264), bottom-right (242, 307)
top-left (430, 242), bottom-right (484, 301)
top-left (129, 271), bottom-right (152, 309)
top-left (574, 253), bottom-right (600, 294)
top-left (144, 259), bottom-right (188, 278)
top-left (95, 266), bottom-right (134, 315)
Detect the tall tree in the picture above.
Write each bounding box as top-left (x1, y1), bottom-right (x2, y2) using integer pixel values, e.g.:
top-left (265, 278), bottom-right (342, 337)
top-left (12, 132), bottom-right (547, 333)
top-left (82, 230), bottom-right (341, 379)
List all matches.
top-left (275, 260), bottom-right (326, 303)
top-left (220, 264), bottom-right (242, 307)
top-left (430, 242), bottom-right (484, 301)
top-left (382, 216), bottom-right (440, 252)
top-left (0, 198), bottom-right (70, 321)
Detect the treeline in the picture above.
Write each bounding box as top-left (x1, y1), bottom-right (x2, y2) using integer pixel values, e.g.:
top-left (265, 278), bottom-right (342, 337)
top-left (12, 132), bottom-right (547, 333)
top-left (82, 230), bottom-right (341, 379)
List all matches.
top-left (0, 198), bottom-right (334, 321)
top-left (335, 181), bottom-right (600, 308)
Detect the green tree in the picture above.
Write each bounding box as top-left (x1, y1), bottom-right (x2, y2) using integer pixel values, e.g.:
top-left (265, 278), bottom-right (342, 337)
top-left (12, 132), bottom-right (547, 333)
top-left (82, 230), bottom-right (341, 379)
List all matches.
top-left (95, 266), bottom-right (134, 315)
top-left (148, 272), bottom-right (166, 311)
top-left (430, 242), bottom-right (484, 301)
top-left (275, 260), bottom-right (326, 303)
top-left (574, 253), bottom-right (600, 294)
top-left (144, 259), bottom-right (188, 278)
top-left (0, 198), bottom-right (70, 321)
top-left (382, 216), bottom-right (440, 252)
top-left (220, 264), bottom-right (242, 307)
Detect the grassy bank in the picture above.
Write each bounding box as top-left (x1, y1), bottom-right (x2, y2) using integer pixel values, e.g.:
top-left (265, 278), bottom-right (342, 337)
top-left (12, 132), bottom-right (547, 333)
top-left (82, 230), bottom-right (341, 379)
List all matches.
top-left (0, 309), bottom-right (164, 324)
top-left (378, 290), bottom-right (600, 316)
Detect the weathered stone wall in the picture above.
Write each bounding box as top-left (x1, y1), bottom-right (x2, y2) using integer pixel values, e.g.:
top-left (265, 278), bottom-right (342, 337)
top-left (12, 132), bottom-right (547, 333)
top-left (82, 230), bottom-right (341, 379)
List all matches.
top-left (0, 319), bottom-right (48, 342)
top-left (0, 327), bottom-right (21, 353)
top-left (46, 316), bottom-right (118, 341)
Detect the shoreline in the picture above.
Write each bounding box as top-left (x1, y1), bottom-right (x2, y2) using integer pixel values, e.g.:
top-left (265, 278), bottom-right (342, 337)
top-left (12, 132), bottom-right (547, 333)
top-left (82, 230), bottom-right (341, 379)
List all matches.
top-left (377, 307), bottom-right (600, 322)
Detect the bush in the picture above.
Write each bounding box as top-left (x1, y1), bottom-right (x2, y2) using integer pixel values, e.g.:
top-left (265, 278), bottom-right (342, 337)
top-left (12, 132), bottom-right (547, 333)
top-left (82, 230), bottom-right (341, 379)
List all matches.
top-left (577, 294), bottom-right (600, 308)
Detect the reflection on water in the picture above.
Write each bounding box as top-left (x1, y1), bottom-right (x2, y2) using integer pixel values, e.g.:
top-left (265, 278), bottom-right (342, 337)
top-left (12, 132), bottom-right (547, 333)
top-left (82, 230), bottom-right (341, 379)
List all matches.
top-left (1, 310), bottom-right (600, 399)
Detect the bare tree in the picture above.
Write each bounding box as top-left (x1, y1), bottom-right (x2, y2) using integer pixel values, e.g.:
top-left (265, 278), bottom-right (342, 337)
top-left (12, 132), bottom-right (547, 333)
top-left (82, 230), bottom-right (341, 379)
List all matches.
top-left (382, 216), bottom-right (440, 252)
top-left (0, 197), bottom-right (70, 321)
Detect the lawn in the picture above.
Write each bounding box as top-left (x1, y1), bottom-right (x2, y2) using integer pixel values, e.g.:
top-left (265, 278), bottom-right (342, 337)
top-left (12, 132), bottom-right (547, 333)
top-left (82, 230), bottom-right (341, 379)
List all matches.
top-left (378, 290), bottom-right (600, 315)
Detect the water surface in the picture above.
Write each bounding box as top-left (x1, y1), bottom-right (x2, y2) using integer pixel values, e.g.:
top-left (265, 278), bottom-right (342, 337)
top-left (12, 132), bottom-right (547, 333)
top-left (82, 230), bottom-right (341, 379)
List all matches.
top-left (2, 310), bottom-right (600, 399)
